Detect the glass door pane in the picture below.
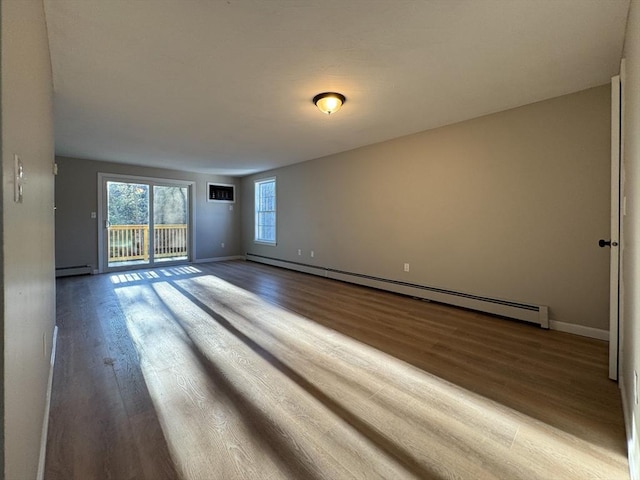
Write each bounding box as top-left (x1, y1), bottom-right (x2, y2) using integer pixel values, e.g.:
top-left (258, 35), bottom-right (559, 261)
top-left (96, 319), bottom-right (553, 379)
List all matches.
top-left (153, 185), bottom-right (189, 263)
top-left (107, 181), bottom-right (150, 268)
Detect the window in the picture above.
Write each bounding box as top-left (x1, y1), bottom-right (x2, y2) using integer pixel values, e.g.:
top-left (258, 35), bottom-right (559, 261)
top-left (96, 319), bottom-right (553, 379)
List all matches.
top-left (255, 177), bottom-right (276, 245)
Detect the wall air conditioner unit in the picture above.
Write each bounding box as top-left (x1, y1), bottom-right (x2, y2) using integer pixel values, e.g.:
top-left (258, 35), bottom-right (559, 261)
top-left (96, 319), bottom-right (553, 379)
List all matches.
top-left (207, 183), bottom-right (235, 203)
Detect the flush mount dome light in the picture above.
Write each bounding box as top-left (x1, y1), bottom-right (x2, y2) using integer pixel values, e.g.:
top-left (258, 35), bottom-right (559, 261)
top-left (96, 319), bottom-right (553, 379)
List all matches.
top-left (313, 92), bottom-right (346, 115)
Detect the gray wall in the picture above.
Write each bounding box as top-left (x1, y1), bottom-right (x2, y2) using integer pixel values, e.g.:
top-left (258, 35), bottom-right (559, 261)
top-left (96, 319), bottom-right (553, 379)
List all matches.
top-left (55, 156), bottom-right (242, 271)
top-left (621, 0), bottom-right (640, 474)
top-left (2, 0), bottom-right (56, 478)
top-left (241, 85), bottom-right (611, 330)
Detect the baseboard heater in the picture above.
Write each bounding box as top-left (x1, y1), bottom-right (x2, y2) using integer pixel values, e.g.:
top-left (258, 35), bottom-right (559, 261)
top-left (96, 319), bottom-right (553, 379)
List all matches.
top-left (55, 265), bottom-right (92, 277)
top-left (246, 253), bottom-right (549, 329)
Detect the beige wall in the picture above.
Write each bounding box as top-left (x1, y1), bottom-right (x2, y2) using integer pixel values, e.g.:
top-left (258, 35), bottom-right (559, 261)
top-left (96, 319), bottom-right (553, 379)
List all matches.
top-left (242, 85), bottom-right (611, 330)
top-left (1, 0), bottom-right (56, 478)
top-left (54, 156), bottom-right (242, 270)
top-left (622, 0), bottom-right (640, 476)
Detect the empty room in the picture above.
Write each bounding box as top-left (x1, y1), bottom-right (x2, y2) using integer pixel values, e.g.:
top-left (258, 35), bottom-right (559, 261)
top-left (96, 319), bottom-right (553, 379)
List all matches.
top-left (3, 0), bottom-right (640, 479)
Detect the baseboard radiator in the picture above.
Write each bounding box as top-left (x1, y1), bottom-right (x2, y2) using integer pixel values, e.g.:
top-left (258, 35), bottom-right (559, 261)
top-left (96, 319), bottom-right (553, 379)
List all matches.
top-left (55, 265), bottom-right (92, 277)
top-left (246, 253), bottom-right (549, 329)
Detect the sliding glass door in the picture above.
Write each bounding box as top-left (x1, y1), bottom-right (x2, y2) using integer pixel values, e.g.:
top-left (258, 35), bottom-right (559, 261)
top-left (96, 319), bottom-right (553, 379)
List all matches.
top-left (100, 175), bottom-right (193, 271)
top-left (106, 180), bottom-right (151, 268)
top-left (153, 184), bottom-right (189, 263)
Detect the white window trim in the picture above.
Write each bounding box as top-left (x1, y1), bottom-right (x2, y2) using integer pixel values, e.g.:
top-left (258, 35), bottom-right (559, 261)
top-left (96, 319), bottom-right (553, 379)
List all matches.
top-left (254, 177), bottom-right (277, 246)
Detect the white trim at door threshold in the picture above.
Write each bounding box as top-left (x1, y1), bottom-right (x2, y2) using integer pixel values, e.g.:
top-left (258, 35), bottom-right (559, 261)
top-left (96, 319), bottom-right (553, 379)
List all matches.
top-left (37, 325), bottom-right (58, 480)
top-left (549, 320), bottom-right (609, 341)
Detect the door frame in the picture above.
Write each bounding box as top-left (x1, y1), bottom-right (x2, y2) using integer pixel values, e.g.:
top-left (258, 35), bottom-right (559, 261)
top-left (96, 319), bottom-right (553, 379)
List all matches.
top-left (609, 62), bottom-right (627, 381)
top-left (609, 74), bottom-right (621, 380)
top-left (97, 173), bottom-right (196, 273)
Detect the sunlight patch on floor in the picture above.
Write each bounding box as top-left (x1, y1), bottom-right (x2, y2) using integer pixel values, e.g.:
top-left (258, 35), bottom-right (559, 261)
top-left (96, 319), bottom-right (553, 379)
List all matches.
top-left (109, 266), bottom-right (201, 284)
top-left (114, 274), bottom-right (629, 480)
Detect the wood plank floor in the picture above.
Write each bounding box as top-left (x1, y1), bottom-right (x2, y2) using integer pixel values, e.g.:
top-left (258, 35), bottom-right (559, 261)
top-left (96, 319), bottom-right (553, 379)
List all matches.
top-left (45, 260), bottom-right (629, 479)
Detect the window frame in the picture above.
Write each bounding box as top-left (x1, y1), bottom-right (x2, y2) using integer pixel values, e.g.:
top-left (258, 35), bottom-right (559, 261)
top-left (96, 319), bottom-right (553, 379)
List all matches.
top-left (254, 177), bottom-right (277, 246)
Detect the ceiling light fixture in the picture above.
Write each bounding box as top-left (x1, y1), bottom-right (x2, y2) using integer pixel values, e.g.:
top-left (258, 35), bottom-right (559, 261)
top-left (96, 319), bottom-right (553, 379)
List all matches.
top-left (313, 92), bottom-right (346, 115)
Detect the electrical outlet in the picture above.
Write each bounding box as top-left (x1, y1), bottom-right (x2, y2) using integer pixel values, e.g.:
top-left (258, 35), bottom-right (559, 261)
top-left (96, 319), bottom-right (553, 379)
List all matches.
top-left (310, 250), bottom-right (314, 258)
top-left (404, 263), bottom-right (410, 272)
top-left (297, 249), bottom-right (302, 256)
top-left (221, 242), bottom-right (225, 248)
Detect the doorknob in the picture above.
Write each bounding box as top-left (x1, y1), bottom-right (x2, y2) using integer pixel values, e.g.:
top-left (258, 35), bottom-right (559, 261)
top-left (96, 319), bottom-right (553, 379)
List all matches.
top-left (599, 239), bottom-right (618, 247)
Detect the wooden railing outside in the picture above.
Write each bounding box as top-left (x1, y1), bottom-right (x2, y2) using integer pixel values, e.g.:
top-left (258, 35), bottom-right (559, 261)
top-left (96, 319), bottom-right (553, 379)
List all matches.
top-left (154, 224), bottom-right (188, 259)
top-left (108, 224), bottom-right (187, 263)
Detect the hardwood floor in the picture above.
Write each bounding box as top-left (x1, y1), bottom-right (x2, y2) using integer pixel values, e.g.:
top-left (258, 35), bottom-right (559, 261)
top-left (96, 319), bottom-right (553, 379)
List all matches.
top-left (45, 260), bottom-right (629, 479)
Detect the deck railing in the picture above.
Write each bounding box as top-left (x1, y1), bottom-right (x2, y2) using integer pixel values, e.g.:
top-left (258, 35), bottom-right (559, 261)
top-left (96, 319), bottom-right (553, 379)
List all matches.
top-left (108, 224), bottom-right (187, 262)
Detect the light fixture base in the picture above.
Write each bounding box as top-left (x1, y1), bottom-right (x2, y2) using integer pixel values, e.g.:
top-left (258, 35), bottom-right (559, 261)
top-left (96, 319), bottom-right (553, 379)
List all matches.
top-left (313, 92), bottom-right (346, 115)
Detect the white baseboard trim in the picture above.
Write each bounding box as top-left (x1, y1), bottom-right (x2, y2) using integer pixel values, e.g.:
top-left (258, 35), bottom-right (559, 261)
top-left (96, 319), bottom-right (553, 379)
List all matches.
top-left (620, 378), bottom-right (639, 480)
top-left (548, 320), bottom-right (609, 341)
top-left (193, 255), bottom-right (244, 264)
top-left (37, 324), bottom-right (58, 480)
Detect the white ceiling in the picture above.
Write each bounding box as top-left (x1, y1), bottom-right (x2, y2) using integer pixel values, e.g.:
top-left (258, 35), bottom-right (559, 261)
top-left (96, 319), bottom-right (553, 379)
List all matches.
top-left (44, 0), bottom-right (630, 176)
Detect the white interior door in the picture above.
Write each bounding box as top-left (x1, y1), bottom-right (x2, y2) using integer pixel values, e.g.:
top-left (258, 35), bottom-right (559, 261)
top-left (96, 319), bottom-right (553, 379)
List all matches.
top-left (608, 74), bottom-right (622, 381)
